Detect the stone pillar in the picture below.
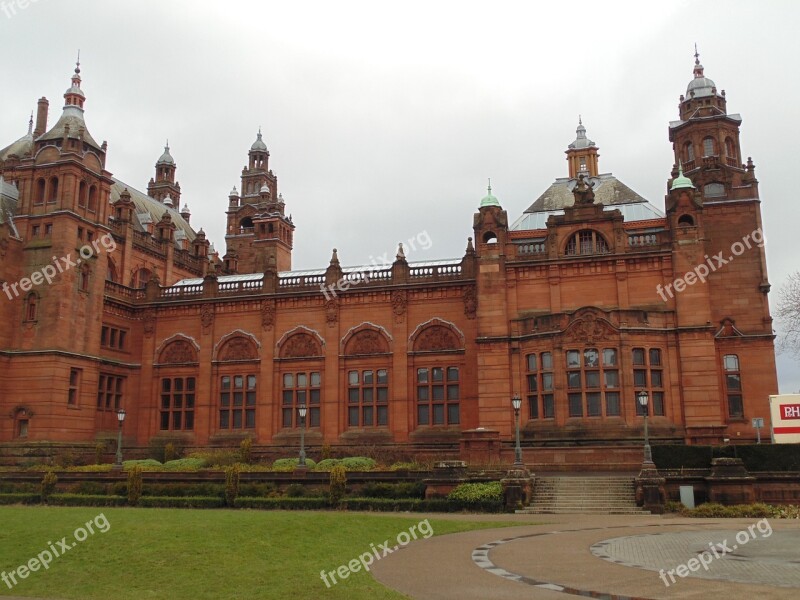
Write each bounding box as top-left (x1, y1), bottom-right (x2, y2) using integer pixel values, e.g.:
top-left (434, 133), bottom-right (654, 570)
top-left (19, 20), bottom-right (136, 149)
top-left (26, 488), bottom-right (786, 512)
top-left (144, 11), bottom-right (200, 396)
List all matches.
top-left (635, 459), bottom-right (666, 514)
top-left (705, 457), bottom-right (756, 505)
top-left (501, 465), bottom-right (534, 511)
top-left (423, 460), bottom-right (468, 499)
top-left (459, 428), bottom-right (501, 466)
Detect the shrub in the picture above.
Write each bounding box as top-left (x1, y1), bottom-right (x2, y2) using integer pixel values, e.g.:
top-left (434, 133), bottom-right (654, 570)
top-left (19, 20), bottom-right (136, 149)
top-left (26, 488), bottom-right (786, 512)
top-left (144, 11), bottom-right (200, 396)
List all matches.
top-left (320, 443), bottom-right (332, 461)
top-left (341, 457), bottom-right (377, 471)
top-left (54, 449), bottom-right (78, 468)
top-left (358, 482), bottom-right (425, 499)
top-left (138, 496), bottom-right (225, 509)
top-left (41, 471), bottom-right (58, 503)
top-left (390, 461), bottom-right (430, 471)
top-left (447, 482), bottom-right (503, 505)
top-left (284, 483), bottom-right (306, 498)
top-left (664, 500), bottom-right (683, 513)
top-left (314, 458), bottom-right (341, 471)
top-left (238, 482), bottom-right (278, 498)
top-left (234, 497), bottom-right (329, 510)
top-left (163, 442), bottom-right (178, 463)
top-left (239, 438), bottom-right (253, 464)
top-left (48, 494), bottom-right (127, 507)
top-left (329, 465), bottom-right (347, 505)
top-left (272, 458), bottom-right (317, 471)
top-left (161, 458), bottom-right (207, 471)
top-left (681, 502), bottom-right (782, 519)
top-left (123, 459), bottom-right (162, 471)
top-left (225, 464), bottom-right (241, 506)
top-left (142, 483), bottom-right (225, 498)
top-left (94, 442), bottom-right (105, 465)
top-left (127, 465), bottom-right (143, 506)
top-left (68, 481), bottom-right (110, 496)
top-left (0, 493), bottom-right (40, 505)
top-left (66, 464), bottom-right (113, 472)
top-left (188, 449), bottom-right (240, 468)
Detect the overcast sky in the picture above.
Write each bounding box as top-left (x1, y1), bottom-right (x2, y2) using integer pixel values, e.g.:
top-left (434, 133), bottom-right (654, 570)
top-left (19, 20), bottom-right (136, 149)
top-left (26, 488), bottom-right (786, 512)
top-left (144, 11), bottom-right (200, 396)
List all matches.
top-left (2, 0), bottom-right (798, 393)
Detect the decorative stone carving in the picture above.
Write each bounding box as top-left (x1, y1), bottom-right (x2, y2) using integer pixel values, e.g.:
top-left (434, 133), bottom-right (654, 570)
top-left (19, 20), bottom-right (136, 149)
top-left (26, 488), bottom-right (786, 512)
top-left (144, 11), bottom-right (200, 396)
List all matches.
top-left (345, 330), bottom-right (389, 355)
top-left (325, 298), bottom-right (338, 328)
top-left (564, 311), bottom-right (615, 344)
top-left (160, 340), bottom-right (197, 364)
top-left (218, 337), bottom-right (258, 361)
top-left (391, 290), bottom-right (407, 324)
top-left (261, 300), bottom-right (276, 331)
top-left (415, 325), bottom-right (460, 352)
top-left (280, 333), bottom-right (322, 358)
top-left (142, 309), bottom-right (156, 338)
top-left (463, 287), bottom-right (477, 320)
top-left (200, 305), bottom-right (214, 333)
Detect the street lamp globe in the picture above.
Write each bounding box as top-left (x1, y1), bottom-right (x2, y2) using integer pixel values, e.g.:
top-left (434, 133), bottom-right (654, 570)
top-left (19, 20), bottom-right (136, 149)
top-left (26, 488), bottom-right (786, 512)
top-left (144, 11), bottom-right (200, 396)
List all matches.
top-left (511, 395), bottom-right (522, 412)
top-left (117, 408), bottom-right (126, 423)
top-left (637, 390), bottom-right (649, 409)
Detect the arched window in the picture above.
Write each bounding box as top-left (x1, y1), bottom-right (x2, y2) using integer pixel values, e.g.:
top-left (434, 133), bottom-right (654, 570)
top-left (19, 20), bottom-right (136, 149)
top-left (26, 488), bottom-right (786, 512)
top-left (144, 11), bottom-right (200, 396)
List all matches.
top-left (565, 230), bottom-right (609, 256)
top-left (684, 141), bottom-right (694, 162)
top-left (87, 185), bottom-right (98, 212)
top-left (133, 268), bottom-right (152, 288)
top-left (725, 137), bottom-right (737, 161)
top-left (24, 292), bottom-right (38, 321)
top-left (35, 178), bottom-right (46, 205)
top-left (48, 177), bottom-right (59, 203)
top-left (78, 181), bottom-right (87, 208)
top-left (702, 136), bottom-right (717, 157)
top-left (240, 217), bottom-right (254, 231)
top-left (79, 264), bottom-right (90, 292)
top-left (106, 258), bottom-right (118, 283)
top-left (482, 231), bottom-right (498, 244)
top-left (703, 183), bottom-right (725, 198)
top-left (677, 214), bottom-right (695, 227)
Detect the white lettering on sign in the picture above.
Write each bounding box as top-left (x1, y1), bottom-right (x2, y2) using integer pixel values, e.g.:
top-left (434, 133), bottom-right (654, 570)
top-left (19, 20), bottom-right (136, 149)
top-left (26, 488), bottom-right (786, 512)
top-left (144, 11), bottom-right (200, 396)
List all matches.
top-left (780, 405), bottom-right (800, 420)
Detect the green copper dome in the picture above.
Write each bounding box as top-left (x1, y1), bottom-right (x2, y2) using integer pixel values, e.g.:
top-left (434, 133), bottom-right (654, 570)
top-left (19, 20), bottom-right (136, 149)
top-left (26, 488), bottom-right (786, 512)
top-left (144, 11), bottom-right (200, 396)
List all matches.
top-left (670, 164), bottom-right (695, 191)
top-left (480, 181), bottom-right (500, 208)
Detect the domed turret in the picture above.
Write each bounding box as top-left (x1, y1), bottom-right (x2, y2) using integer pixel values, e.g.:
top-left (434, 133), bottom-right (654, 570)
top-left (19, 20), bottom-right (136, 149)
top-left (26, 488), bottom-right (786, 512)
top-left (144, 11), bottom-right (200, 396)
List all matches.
top-left (251, 128), bottom-right (267, 152)
top-left (157, 142), bottom-right (175, 165)
top-left (480, 181), bottom-right (501, 208)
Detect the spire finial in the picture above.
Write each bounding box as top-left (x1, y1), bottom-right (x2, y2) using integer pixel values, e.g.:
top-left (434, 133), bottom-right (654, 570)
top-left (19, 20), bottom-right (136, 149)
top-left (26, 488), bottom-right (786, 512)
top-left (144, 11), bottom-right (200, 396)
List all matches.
top-left (258, 126), bottom-right (262, 136)
top-left (579, 114), bottom-right (582, 126)
top-left (487, 177), bottom-right (492, 194)
top-left (28, 111), bottom-right (33, 135)
top-left (678, 159), bottom-right (684, 176)
top-left (694, 43), bottom-right (699, 65)
top-left (75, 50), bottom-right (81, 74)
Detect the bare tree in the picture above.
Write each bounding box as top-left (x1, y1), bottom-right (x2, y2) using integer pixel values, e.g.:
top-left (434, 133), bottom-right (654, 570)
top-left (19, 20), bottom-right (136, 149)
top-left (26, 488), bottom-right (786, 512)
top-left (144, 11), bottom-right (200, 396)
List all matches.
top-left (776, 270), bottom-right (800, 357)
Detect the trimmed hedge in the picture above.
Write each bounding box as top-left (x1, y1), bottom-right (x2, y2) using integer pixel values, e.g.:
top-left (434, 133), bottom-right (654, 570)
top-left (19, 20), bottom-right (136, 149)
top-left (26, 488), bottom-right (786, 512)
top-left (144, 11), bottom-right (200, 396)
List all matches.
top-left (272, 458), bottom-right (317, 471)
top-left (234, 497), bottom-right (330, 510)
top-left (679, 502), bottom-right (800, 519)
top-left (358, 482), bottom-right (425, 499)
top-left (314, 457), bottom-right (377, 471)
top-left (0, 493), bottom-right (40, 505)
top-left (48, 494), bottom-right (127, 507)
top-left (447, 482), bottom-right (503, 504)
top-left (652, 444), bottom-right (800, 471)
top-left (138, 496), bottom-right (225, 509)
top-left (339, 497), bottom-right (504, 513)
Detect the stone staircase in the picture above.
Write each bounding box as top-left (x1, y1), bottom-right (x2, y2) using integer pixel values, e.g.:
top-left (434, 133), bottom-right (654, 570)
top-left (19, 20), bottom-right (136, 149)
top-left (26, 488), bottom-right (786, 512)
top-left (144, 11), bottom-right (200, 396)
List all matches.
top-left (516, 475), bottom-right (649, 515)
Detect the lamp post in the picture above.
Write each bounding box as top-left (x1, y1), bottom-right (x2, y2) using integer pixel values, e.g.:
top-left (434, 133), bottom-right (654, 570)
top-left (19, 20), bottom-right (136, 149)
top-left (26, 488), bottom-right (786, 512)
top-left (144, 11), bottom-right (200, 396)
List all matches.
top-left (298, 403), bottom-right (307, 467)
top-left (511, 394), bottom-right (523, 466)
top-left (113, 408), bottom-right (126, 470)
top-left (637, 391), bottom-right (652, 463)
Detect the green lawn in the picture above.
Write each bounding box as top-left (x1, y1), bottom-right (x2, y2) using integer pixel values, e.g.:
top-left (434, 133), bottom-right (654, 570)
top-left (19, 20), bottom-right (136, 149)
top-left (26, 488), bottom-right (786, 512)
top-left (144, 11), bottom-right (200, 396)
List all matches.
top-left (0, 507), bottom-right (517, 599)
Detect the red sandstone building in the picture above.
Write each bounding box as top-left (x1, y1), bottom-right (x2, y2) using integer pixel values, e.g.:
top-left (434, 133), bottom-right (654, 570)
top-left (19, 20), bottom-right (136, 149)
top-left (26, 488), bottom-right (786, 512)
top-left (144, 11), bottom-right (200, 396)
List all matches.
top-left (0, 54), bottom-right (779, 457)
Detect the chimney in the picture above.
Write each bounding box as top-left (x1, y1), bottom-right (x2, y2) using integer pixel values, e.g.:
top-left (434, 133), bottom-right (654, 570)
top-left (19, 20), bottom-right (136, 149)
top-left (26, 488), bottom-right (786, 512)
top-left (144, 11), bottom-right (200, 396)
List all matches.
top-left (34, 97), bottom-right (49, 138)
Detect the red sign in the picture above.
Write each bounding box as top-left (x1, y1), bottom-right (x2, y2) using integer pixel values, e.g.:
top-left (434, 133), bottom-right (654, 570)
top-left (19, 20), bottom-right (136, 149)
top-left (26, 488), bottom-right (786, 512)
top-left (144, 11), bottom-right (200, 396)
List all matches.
top-left (780, 404), bottom-right (800, 420)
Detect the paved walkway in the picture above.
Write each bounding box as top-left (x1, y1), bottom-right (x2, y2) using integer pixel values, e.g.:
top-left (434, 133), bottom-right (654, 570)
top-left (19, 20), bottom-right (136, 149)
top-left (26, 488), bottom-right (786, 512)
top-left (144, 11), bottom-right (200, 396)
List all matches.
top-left (370, 513), bottom-right (800, 599)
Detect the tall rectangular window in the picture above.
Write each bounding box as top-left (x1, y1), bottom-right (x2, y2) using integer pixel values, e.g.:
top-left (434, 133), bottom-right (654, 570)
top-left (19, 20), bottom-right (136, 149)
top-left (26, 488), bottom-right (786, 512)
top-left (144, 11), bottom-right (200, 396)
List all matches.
top-left (417, 366), bottom-right (459, 426)
top-left (160, 377), bottom-right (195, 431)
top-left (68, 368), bottom-right (81, 406)
top-left (348, 369), bottom-right (389, 427)
top-left (282, 372), bottom-right (321, 428)
top-left (220, 374), bottom-right (256, 429)
top-left (633, 348), bottom-right (665, 416)
top-left (723, 354), bottom-right (744, 418)
top-left (97, 374), bottom-right (124, 411)
top-left (526, 352), bottom-right (554, 419)
top-left (565, 348), bottom-right (619, 417)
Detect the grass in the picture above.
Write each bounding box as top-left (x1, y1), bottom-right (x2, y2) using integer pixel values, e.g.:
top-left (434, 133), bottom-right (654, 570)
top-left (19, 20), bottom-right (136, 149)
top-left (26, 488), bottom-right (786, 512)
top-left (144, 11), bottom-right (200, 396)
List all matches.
top-left (0, 507), bottom-right (519, 599)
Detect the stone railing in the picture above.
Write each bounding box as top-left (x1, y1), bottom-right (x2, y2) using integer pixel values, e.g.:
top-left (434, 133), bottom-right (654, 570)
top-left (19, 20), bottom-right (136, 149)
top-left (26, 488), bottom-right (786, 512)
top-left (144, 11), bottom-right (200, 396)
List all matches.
top-left (104, 281), bottom-right (146, 301)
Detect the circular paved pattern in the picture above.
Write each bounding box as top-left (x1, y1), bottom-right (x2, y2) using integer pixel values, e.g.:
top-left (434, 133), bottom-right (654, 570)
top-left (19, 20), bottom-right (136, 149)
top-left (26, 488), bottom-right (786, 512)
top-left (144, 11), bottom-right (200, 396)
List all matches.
top-left (591, 530), bottom-right (800, 588)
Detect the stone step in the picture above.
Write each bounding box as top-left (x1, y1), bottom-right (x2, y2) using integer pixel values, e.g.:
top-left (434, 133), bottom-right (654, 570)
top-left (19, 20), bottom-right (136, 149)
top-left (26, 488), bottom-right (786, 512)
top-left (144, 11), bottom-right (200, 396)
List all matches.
top-left (518, 508), bottom-right (650, 515)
